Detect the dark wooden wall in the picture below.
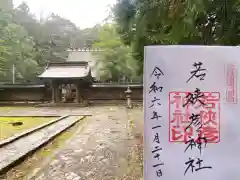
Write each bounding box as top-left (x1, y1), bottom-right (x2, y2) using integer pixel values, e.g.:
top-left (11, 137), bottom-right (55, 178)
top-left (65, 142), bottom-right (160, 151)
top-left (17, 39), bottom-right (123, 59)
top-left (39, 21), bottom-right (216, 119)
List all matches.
top-left (87, 87), bottom-right (142, 100)
top-left (0, 87), bottom-right (46, 101)
top-left (0, 84), bottom-right (143, 102)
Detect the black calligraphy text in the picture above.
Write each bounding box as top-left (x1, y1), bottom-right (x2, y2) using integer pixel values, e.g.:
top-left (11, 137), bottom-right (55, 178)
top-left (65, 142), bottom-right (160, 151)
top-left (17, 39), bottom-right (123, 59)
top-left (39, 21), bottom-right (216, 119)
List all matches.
top-left (186, 62), bottom-right (206, 83)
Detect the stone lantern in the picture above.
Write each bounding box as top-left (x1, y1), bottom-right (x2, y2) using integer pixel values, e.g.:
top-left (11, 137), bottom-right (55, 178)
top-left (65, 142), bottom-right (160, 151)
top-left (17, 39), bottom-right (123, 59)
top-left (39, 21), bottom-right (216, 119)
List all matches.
top-left (125, 86), bottom-right (133, 109)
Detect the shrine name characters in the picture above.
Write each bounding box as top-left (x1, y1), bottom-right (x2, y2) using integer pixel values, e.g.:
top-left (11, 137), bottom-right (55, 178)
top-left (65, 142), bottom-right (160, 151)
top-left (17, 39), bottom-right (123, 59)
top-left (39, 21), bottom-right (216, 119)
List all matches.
top-left (183, 89), bottom-right (213, 175)
top-left (168, 61), bottom-right (220, 144)
top-left (169, 91), bottom-right (220, 143)
top-left (183, 62), bottom-right (213, 175)
top-left (149, 66), bottom-right (164, 177)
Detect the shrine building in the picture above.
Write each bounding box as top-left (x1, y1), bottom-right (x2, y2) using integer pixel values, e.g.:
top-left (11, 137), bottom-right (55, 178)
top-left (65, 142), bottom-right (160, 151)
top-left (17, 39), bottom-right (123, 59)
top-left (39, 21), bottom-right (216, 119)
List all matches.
top-left (38, 48), bottom-right (100, 104)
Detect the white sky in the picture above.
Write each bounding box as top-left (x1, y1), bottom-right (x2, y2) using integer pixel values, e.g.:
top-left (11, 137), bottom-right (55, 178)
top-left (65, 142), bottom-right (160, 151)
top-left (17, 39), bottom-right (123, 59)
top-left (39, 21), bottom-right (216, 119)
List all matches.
top-left (13, 0), bottom-right (116, 29)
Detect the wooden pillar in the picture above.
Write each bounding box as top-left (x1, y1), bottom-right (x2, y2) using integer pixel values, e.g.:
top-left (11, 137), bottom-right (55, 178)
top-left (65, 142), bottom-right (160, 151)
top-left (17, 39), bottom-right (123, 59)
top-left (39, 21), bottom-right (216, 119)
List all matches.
top-left (52, 82), bottom-right (56, 103)
top-left (75, 83), bottom-right (80, 103)
top-left (55, 84), bottom-right (60, 103)
top-left (83, 88), bottom-right (90, 106)
top-left (81, 81), bottom-right (91, 106)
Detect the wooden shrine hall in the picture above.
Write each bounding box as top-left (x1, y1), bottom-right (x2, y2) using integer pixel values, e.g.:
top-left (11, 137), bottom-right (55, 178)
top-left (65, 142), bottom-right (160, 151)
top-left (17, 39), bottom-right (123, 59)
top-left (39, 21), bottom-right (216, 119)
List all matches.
top-left (38, 48), bottom-right (98, 104)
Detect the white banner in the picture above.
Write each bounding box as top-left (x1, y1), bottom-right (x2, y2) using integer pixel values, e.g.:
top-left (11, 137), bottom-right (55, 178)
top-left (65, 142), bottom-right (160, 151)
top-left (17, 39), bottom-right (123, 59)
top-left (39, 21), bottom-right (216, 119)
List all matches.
top-left (144, 45), bottom-right (240, 180)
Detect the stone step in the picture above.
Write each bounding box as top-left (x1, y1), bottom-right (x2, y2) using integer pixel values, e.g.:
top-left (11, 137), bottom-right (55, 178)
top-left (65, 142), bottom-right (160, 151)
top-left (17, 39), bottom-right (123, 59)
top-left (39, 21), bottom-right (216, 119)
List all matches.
top-left (0, 116), bottom-right (84, 173)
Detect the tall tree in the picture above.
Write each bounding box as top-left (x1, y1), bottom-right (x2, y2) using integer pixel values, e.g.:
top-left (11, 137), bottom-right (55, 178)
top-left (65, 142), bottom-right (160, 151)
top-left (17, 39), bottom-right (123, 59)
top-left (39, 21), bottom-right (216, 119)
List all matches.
top-left (0, 1), bottom-right (101, 83)
top-left (92, 24), bottom-right (139, 82)
top-left (113, 0), bottom-right (240, 75)
top-left (0, 0), bottom-right (37, 82)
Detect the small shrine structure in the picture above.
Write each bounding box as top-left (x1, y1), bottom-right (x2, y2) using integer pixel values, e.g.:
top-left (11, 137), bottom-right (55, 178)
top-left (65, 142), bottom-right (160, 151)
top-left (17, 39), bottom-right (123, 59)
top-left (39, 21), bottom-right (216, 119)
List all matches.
top-left (38, 48), bottom-right (100, 104)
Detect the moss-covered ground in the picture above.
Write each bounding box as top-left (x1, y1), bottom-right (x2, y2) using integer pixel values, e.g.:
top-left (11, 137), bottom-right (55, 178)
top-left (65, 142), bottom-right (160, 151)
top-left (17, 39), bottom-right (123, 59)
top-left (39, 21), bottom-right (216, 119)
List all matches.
top-left (0, 117), bottom-right (87, 180)
top-left (0, 117), bottom-right (55, 140)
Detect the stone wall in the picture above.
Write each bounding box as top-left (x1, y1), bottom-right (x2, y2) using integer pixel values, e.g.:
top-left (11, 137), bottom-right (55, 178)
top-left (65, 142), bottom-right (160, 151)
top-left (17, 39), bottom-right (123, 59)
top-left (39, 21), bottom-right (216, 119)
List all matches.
top-left (0, 84), bottom-right (143, 102)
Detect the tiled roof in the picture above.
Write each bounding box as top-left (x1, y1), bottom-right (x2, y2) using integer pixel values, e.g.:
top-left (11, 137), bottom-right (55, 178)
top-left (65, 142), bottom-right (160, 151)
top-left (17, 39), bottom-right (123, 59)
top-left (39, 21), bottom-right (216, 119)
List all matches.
top-left (38, 62), bottom-right (90, 79)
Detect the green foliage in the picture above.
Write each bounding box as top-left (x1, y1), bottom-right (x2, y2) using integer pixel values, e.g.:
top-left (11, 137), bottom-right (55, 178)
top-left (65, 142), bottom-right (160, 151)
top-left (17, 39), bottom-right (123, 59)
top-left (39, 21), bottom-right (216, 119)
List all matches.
top-left (0, 0), bottom-right (145, 83)
top-left (2, 0), bottom-right (240, 83)
top-left (0, 1), bottom-right (101, 83)
top-left (92, 24), bottom-right (140, 82)
top-left (113, 0), bottom-right (240, 75)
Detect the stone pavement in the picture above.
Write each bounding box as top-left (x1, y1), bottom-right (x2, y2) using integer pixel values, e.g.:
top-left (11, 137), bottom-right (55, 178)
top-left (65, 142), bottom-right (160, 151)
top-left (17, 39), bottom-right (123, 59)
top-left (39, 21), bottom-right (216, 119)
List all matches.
top-left (29, 106), bottom-right (143, 180)
top-left (0, 107), bottom-right (91, 116)
top-left (0, 116), bottom-right (81, 172)
top-left (127, 108), bottom-right (144, 137)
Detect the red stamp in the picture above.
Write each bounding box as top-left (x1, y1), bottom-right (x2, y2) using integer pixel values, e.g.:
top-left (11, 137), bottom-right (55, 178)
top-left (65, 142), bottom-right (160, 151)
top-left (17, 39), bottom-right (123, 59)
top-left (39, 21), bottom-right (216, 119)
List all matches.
top-left (225, 64), bottom-right (238, 104)
top-left (169, 92), bottom-right (220, 143)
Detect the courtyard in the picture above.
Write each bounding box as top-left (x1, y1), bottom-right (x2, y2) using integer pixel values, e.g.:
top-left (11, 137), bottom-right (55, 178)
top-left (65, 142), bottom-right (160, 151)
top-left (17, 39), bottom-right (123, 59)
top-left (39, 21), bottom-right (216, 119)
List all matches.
top-left (0, 105), bottom-right (143, 180)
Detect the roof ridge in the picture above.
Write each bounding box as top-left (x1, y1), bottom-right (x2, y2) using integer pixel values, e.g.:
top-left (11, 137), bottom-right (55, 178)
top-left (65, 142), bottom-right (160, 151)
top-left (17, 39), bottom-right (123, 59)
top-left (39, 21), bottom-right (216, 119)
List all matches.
top-left (66, 48), bottom-right (103, 52)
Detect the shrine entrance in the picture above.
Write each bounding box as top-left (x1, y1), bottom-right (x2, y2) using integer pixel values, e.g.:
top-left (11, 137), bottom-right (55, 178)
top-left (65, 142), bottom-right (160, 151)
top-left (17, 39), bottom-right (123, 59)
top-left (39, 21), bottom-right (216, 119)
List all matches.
top-left (51, 81), bottom-right (84, 104)
top-left (38, 61), bottom-right (93, 105)
top-left (61, 84), bottom-right (78, 103)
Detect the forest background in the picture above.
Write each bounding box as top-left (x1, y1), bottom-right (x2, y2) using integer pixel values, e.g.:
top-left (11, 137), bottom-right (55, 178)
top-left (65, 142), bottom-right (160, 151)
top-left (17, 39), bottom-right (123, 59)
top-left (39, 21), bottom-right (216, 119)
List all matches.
top-left (1, 0), bottom-right (240, 83)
